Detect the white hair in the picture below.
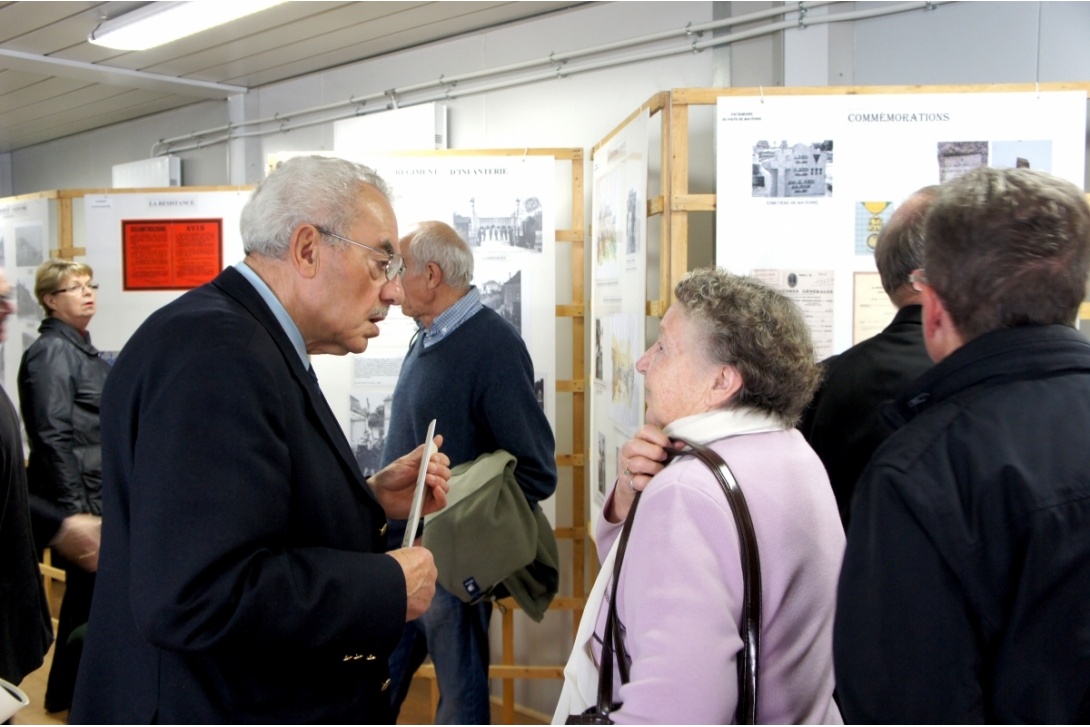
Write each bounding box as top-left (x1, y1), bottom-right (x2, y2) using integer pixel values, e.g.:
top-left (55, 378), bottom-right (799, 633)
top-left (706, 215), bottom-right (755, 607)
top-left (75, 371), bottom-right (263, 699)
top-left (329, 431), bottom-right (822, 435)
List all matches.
top-left (239, 155), bottom-right (392, 258)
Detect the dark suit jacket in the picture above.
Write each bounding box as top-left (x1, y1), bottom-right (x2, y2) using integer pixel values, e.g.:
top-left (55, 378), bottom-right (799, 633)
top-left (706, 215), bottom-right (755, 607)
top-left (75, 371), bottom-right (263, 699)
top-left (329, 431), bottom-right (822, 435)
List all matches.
top-left (799, 305), bottom-right (933, 527)
top-left (0, 388), bottom-right (54, 686)
top-left (71, 266), bottom-right (407, 724)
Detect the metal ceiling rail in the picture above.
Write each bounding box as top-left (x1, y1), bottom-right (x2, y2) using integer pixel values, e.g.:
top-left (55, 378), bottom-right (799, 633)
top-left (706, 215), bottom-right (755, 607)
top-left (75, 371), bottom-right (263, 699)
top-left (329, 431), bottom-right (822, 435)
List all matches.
top-left (152, 0), bottom-right (949, 156)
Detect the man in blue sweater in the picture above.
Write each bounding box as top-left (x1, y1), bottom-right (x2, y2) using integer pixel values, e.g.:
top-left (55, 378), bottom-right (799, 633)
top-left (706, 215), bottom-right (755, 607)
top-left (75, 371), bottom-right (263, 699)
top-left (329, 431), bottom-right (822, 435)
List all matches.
top-left (383, 220), bottom-right (557, 723)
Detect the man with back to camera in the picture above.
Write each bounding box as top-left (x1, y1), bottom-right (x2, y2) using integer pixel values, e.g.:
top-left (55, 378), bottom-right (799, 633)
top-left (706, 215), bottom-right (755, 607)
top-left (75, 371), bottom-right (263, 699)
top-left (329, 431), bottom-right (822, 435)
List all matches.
top-left (383, 220), bottom-right (557, 724)
top-left (800, 186), bottom-right (937, 527)
top-left (834, 166), bottom-right (1090, 722)
top-left (70, 155), bottom-right (452, 724)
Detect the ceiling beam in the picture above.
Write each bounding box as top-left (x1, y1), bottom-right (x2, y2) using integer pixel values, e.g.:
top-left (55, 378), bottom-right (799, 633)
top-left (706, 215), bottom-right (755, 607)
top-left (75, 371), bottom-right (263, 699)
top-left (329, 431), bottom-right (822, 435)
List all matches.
top-left (0, 48), bottom-right (248, 99)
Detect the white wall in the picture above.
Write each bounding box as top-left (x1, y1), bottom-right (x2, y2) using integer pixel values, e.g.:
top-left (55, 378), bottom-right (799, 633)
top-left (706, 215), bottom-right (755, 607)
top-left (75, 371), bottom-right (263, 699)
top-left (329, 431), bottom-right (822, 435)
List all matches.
top-left (5, 0), bottom-right (1090, 718)
top-left (10, 99), bottom-right (230, 192)
top-left (248, 2), bottom-right (719, 178)
top-left (783, 1), bottom-right (1090, 87)
top-left (785, 1), bottom-right (1090, 184)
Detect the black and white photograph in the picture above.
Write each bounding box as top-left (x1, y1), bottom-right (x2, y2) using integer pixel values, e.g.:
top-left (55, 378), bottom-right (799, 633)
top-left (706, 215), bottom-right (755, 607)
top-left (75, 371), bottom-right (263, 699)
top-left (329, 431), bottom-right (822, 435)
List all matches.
top-left (752, 139), bottom-right (834, 198)
top-left (15, 278), bottom-right (37, 320)
top-left (348, 391), bottom-right (390, 478)
top-left (455, 194), bottom-right (544, 253)
top-left (479, 270), bottom-right (522, 334)
top-left (15, 222), bottom-right (44, 268)
top-left (937, 141), bottom-right (988, 182)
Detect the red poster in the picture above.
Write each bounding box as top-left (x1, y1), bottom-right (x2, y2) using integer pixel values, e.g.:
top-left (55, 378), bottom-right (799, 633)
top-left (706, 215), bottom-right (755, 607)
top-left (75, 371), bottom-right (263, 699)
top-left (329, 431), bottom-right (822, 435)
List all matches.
top-left (122, 219), bottom-right (223, 290)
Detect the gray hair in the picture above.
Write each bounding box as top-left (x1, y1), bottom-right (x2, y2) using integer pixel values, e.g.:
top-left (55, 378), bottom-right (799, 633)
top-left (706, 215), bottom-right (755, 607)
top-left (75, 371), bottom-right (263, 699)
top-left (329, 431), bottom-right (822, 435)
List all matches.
top-left (405, 221), bottom-right (474, 290)
top-left (674, 268), bottom-right (820, 427)
top-left (925, 167), bottom-right (1090, 342)
top-left (240, 155), bottom-right (392, 258)
top-left (875, 185), bottom-right (940, 301)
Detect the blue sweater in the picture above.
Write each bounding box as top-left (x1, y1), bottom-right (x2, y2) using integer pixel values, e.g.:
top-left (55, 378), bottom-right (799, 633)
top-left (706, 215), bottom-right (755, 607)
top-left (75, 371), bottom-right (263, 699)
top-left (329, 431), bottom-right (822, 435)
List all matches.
top-left (382, 307), bottom-right (557, 523)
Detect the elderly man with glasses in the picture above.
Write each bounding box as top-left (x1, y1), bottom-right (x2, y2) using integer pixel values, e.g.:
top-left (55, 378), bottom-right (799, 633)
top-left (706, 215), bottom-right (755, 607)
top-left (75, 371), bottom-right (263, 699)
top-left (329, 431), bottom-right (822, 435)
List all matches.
top-left (72, 155), bottom-right (452, 724)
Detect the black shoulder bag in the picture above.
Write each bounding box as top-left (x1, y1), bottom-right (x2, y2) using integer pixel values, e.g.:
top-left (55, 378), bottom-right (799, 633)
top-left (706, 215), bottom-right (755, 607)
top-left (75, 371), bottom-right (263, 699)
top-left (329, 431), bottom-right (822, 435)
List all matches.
top-left (567, 437), bottom-right (762, 725)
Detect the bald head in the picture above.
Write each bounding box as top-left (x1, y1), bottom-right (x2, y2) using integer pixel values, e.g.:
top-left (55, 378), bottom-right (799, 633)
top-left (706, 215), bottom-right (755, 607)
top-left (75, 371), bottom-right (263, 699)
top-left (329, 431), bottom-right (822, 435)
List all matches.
top-left (398, 221), bottom-right (475, 326)
top-left (875, 186), bottom-right (940, 309)
top-left (401, 221), bottom-right (474, 290)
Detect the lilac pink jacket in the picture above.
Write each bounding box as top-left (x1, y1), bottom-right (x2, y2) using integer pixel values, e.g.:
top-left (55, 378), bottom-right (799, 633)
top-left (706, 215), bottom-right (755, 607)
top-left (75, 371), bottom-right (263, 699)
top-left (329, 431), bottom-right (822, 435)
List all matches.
top-left (595, 429), bottom-right (844, 724)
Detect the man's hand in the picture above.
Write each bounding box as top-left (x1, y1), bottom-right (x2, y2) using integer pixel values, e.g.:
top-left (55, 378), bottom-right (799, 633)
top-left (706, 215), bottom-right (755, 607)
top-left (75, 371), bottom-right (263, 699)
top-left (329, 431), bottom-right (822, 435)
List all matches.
top-left (51, 513), bottom-right (102, 572)
top-left (368, 434), bottom-right (451, 519)
top-left (386, 546), bottom-right (437, 621)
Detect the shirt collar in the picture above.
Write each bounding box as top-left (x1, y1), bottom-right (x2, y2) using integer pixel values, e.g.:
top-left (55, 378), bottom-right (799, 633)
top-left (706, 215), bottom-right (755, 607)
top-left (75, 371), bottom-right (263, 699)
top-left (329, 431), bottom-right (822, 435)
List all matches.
top-left (421, 286), bottom-right (483, 348)
top-left (234, 259), bottom-right (310, 370)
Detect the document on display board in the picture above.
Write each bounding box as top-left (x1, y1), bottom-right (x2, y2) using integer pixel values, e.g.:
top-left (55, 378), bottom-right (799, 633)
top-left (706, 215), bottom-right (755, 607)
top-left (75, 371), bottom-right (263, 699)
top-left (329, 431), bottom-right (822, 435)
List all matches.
top-left (401, 418), bottom-right (437, 549)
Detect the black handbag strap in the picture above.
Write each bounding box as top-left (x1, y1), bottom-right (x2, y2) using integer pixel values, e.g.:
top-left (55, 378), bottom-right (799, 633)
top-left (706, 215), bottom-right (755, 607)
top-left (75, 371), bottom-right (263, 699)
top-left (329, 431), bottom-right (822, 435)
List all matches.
top-left (594, 489), bottom-right (641, 718)
top-left (592, 438), bottom-right (762, 724)
top-left (664, 438), bottom-right (763, 725)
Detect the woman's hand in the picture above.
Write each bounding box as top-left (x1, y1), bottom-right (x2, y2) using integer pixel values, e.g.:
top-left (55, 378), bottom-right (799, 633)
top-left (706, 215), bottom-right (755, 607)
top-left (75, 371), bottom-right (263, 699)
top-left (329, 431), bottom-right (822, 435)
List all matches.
top-left (51, 513), bottom-right (102, 572)
top-left (368, 434), bottom-right (451, 519)
top-left (606, 424), bottom-right (673, 523)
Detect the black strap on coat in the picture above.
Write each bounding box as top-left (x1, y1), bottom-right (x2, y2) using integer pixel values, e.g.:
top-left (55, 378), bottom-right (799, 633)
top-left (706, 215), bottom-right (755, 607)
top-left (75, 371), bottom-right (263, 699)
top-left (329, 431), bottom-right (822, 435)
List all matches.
top-left (576, 438), bottom-right (762, 725)
top-left (664, 438), bottom-right (762, 725)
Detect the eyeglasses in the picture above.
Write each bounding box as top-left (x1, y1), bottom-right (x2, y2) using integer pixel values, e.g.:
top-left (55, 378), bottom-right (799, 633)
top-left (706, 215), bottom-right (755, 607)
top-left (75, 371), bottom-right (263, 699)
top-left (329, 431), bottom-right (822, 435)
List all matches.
top-left (52, 282), bottom-right (99, 295)
top-left (313, 225), bottom-right (405, 281)
top-left (909, 269), bottom-right (928, 293)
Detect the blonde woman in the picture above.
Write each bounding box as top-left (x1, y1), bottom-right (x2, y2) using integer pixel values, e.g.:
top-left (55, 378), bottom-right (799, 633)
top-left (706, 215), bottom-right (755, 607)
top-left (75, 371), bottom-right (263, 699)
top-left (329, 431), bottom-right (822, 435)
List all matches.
top-left (18, 259), bottom-right (109, 713)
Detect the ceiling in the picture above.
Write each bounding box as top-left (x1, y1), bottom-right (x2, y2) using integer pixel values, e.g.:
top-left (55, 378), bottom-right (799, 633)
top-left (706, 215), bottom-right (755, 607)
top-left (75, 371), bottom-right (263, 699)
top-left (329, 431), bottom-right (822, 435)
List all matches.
top-left (0, 1), bottom-right (585, 154)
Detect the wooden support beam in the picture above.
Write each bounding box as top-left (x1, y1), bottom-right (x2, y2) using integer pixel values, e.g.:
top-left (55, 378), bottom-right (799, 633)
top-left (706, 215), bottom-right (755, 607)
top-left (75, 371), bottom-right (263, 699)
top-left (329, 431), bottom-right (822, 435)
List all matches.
top-left (556, 453), bottom-right (584, 467)
top-left (556, 379), bottom-right (585, 393)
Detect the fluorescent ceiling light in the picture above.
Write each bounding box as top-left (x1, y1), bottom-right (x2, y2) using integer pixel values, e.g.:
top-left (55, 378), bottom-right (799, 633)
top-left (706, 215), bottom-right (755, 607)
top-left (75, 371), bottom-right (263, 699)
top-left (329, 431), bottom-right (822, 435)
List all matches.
top-left (88, 1), bottom-right (285, 51)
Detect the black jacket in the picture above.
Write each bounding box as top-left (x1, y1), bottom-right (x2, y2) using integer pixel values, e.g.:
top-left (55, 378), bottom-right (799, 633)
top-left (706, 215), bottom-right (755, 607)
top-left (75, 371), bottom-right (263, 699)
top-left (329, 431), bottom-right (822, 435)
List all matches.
top-left (18, 317), bottom-right (111, 516)
top-left (0, 387), bottom-right (54, 685)
top-left (835, 325), bottom-right (1090, 723)
top-left (800, 305), bottom-right (933, 526)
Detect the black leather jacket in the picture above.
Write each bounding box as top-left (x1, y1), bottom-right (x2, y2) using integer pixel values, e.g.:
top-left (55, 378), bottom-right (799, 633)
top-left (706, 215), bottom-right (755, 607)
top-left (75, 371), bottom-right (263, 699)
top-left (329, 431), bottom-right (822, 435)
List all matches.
top-left (18, 317), bottom-right (111, 516)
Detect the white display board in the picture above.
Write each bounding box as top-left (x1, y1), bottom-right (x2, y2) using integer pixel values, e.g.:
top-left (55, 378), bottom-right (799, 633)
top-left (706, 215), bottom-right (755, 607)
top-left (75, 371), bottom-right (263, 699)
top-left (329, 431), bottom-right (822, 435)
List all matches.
top-left (589, 110), bottom-right (650, 527)
top-left (0, 196), bottom-right (52, 420)
top-left (309, 154), bottom-right (560, 520)
top-left (334, 103), bottom-right (448, 155)
top-left (715, 91), bottom-right (1087, 357)
top-left (82, 191), bottom-right (250, 354)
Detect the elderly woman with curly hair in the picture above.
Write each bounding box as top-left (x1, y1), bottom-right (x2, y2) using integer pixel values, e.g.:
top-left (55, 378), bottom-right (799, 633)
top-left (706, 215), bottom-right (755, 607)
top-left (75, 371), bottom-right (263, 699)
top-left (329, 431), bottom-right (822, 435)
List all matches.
top-left (558, 269), bottom-right (844, 725)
